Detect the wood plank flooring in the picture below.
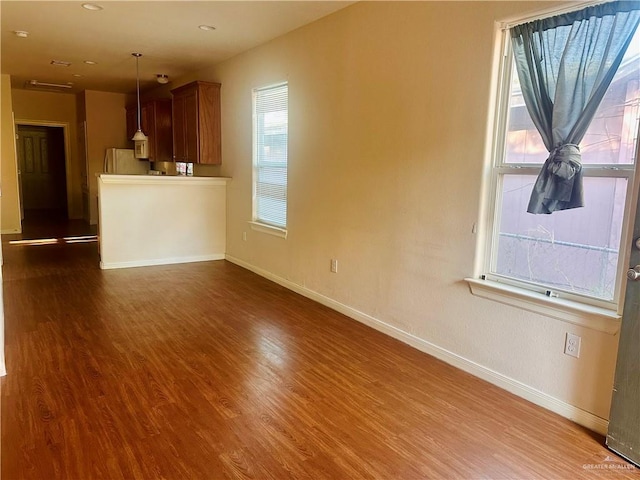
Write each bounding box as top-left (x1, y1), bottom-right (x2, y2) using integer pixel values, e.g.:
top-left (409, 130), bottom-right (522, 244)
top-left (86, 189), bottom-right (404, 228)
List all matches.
top-left (1, 221), bottom-right (639, 479)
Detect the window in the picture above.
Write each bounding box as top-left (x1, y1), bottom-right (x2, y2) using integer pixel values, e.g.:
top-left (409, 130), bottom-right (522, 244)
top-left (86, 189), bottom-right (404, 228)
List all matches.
top-left (481, 12), bottom-right (640, 311)
top-left (252, 83), bottom-right (288, 233)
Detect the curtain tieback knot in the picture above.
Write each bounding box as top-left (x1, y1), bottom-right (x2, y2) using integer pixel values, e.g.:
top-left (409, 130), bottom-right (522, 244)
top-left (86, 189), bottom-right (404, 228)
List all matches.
top-left (527, 142), bottom-right (586, 214)
top-left (546, 144), bottom-right (582, 181)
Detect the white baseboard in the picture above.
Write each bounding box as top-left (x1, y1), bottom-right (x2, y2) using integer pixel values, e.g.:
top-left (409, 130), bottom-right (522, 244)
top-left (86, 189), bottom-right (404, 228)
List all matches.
top-left (101, 253), bottom-right (225, 270)
top-left (225, 254), bottom-right (609, 435)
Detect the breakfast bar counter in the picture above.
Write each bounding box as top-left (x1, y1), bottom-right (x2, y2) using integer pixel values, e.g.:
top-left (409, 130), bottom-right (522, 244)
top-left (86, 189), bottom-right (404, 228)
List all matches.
top-left (97, 174), bottom-right (230, 270)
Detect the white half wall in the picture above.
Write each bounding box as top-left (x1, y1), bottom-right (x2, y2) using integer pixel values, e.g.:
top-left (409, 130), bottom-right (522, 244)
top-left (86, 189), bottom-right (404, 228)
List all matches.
top-left (98, 175), bottom-right (229, 269)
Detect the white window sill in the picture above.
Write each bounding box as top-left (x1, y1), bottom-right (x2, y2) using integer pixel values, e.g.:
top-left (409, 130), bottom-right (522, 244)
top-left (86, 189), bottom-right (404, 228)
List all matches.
top-left (464, 278), bottom-right (621, 334)
top-left (249, 221), bottom-right (287, 239)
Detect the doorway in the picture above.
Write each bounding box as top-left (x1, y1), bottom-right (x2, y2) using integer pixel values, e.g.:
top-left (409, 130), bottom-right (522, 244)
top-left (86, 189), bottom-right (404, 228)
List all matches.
top-left (16, 124), bottom-right (68, 221)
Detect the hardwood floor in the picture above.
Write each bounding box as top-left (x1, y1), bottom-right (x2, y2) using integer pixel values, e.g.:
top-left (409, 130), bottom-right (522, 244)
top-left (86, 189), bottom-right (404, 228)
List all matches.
top-left (1, 223), bottom-right (638, 479)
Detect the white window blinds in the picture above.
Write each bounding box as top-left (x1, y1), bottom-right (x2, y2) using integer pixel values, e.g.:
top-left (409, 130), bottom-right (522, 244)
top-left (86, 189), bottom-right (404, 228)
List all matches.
top-left (253, 83), bottom-right (288, 229)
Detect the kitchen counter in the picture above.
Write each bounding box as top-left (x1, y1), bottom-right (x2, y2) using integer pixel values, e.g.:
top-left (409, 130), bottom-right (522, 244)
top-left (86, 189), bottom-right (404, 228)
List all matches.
top-left (98, 173), bottom-right (229, 183)
top-left (97, 174), bottom-right (230, 269)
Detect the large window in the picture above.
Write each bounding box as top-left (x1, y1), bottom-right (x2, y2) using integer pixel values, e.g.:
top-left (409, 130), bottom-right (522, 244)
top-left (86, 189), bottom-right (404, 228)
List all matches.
top-left (483, 13), bottom-right (640, 310)
top-left (253, 82), bottom-right (288, 231)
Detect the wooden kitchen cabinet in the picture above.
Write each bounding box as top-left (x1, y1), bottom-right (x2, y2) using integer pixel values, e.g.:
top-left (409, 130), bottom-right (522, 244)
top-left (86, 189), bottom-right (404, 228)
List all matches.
top-left (126, 98), bottom-right (173, 162)
top-left (171, 81), bottom-right (221, 164)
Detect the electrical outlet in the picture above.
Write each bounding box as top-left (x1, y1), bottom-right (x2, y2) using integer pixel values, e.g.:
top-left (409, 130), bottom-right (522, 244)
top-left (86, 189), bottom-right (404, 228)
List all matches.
top-left (564, 332), bottom-right (581, 358)
top-left (242, 231), bottom-right (247, 241)
top-left (330, 259), bottom-right (338, 273)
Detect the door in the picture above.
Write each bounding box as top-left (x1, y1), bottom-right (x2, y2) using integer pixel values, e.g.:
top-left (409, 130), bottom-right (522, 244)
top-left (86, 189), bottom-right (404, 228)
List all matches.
top-left (16, 125), bottom-right (67, 217)
top-left (607, 189), bottom-right (640, 467)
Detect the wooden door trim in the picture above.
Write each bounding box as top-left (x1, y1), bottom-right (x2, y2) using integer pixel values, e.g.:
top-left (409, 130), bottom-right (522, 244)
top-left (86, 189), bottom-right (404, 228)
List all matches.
top-left (15, 120), bottom-right (73, 217)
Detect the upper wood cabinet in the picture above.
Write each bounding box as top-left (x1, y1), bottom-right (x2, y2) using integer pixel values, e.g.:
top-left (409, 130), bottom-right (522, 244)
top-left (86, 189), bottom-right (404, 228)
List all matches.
top-left (126, 98), bottom-right (173, 162)
top-left (171, 81), bottom-right (221, 165)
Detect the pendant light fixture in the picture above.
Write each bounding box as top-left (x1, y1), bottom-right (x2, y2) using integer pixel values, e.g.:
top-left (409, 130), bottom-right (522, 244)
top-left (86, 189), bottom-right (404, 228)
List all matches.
top-left (131, 53), bottom-right (148, 159)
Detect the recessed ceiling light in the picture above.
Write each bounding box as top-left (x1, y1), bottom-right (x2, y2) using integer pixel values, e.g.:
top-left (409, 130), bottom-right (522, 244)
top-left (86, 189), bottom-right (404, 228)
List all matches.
top-left (51, 60), bottom-right (72, 67)
top-left (72, 74), bottom-right (83, 78)
top-left (14, 30), bottom-right (29, 38)
top-left (81, 3), bottom-right (103, 11)
top-left (84, 60), bottom-right (97, 65)
top-left (198, 25), bottom-right (216, 31)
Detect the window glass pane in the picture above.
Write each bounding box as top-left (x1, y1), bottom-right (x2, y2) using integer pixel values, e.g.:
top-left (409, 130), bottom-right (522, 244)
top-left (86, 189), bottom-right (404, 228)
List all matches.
top-left (504, 29), bottom-right (640, 165)
top-left (254, 83), bottom-right (288, 228)
top-left (494, 175), bottom-right (627, 300)
top-left (256, 165), bottom-right (287, 226)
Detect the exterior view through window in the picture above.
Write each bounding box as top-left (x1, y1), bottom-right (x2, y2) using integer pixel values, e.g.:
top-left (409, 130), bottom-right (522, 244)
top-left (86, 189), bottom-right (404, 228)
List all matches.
top-left (253, 83), bottom-right (288, 229)
top-left (488, 26), bottom-right (640, 306)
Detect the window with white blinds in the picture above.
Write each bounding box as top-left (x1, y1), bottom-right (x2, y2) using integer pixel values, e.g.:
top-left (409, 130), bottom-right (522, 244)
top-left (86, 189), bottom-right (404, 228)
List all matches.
top-left (253, 83), bottom-right (288, 230)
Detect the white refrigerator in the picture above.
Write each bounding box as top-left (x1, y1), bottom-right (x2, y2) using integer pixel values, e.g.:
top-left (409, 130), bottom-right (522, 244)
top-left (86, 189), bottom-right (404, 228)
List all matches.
top-left (104, 148), bottom-right (150, 174)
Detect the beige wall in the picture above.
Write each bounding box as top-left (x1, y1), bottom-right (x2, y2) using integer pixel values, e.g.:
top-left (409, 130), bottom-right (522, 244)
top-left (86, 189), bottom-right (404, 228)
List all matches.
top-left (10, 89), bottom-right (82, 220)
top-left (84, 90), bottom-right (129, 224)
top-left (174, 1), bottom-right (619, 430)
top-left (1, 75), bottom-right (21, 233)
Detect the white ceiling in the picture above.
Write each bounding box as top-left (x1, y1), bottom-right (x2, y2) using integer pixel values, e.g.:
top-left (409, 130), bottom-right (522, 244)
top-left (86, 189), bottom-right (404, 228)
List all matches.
top-left (1, 0), bottom-right (354, 94)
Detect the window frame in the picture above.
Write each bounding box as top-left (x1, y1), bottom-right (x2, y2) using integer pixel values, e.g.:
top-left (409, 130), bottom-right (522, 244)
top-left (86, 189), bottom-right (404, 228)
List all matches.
top-left (477, 18), bottom-right (640, 315)
top-left (251, 81), bottom-right (289, 238)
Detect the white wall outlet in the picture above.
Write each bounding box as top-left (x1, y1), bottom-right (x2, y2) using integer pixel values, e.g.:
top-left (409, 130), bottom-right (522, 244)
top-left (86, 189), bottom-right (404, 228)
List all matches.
top-left (564, 332), bottom-right (581, 358)
top-left (330, 259), bottom-right (338, 273)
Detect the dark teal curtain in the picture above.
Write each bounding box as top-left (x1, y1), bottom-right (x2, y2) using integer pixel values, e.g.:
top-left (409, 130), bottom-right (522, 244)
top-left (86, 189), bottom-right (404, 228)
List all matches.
top-left (510, 2), bottom-right (640, 214)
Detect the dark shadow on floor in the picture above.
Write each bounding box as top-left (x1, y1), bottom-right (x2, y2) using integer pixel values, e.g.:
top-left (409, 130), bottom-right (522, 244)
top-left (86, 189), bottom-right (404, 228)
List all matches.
top-left (5, 209), bottom-right (96, 241)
